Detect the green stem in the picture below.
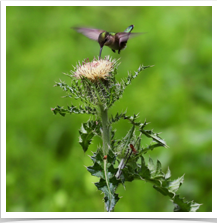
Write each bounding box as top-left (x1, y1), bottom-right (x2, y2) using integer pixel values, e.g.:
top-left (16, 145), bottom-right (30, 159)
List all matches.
top-left (98, 104), bottom-right (112, 212)
top-left (98, 104), bottom-right (110, 155)
top-left (104, 159), bottom-right (113, 211)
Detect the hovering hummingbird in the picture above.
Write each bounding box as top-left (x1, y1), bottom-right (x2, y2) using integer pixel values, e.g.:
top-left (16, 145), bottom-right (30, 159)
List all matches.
top-left (73, 25), bottom-right (143, 59)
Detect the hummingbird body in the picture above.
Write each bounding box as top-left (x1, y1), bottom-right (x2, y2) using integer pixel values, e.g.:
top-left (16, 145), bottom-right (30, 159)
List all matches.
top-left (73, 25), bottom-right (141, 58)
top-left (98, 31), bottom-right (128, 53)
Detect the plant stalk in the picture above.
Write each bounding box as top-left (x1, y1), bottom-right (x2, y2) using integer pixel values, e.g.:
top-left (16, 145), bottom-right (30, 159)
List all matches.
top-left (98, 104), bottom-right (110, 155)
top-left (98, 104), bottom-right (112, 212)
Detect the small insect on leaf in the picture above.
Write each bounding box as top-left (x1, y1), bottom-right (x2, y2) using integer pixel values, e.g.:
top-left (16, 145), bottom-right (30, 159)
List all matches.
top-left (130, 144), bottom-right (138, 154)
top-left (103, 155), bottom-right (107, 160)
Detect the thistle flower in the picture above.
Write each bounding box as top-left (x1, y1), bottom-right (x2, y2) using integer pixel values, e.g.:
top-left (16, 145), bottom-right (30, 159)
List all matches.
top-left (66, 56), bottom-right (120, 108)
top-left (73, 56), bottom-right (119, 81)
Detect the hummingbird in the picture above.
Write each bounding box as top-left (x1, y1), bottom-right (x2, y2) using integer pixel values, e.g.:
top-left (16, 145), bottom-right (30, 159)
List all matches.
top-left (73, 25), bottom-right (143, 59)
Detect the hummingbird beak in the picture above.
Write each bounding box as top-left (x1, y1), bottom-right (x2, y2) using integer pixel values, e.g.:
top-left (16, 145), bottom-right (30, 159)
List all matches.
top-left (99, 46), bottom-right (103, 59)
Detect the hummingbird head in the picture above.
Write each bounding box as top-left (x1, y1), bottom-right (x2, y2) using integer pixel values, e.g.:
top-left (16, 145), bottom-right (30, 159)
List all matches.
top-left (98, 32), bottom-right (109, 48)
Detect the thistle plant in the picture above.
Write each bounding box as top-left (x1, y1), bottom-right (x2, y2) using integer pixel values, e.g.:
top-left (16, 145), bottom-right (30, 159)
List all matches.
top-left (52, 56), bottom-right (201, 212)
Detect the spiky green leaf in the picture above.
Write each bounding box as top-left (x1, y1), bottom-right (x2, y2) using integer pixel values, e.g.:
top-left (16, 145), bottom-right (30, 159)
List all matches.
top-left (79, 120), bottom-right (100, 152)
top-left (87, 149), bottom-right (120, 212)
top-left (173, 195), bottom-right (202, 212)
top-left (140, 129), bottom-right (168, 148)
top-left (51, 105), bottom-right (97, 116)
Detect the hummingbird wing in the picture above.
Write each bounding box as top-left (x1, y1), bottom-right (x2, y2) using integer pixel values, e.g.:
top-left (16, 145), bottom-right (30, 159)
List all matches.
top-left (128, 32), bottom-right (146, 38)
top-left (117, 32), bottom-right (145, 45)
top-left (116, 32), bottom-right (143, 46)
top-left (116, 32), bottom-right (131, 44)
top-left (73, 27), bottom-right (105, 41)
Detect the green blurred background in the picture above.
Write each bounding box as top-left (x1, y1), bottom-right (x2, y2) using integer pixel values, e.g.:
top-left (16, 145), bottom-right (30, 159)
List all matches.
top-left (6, 6), bottom-right (212, 212)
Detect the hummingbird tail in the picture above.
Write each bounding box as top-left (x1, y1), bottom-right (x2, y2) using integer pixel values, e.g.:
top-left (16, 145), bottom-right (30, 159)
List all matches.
top-left (124, 25), bottom-right (134, 33)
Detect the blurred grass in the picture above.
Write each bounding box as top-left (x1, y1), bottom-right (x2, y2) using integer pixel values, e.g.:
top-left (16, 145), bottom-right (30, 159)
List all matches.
top-left (6, 6), bottom-right (211, 212)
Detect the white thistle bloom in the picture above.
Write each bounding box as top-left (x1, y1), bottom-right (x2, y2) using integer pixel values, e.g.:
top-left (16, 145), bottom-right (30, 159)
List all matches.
top-left (74, 56), bottom-right (118, 81)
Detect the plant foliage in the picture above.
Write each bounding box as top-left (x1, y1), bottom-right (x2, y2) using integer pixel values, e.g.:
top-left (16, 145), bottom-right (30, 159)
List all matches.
top-left (52, 59), bottom-right (201, 212)
top-left (86, 117), bottom-right (201, 212)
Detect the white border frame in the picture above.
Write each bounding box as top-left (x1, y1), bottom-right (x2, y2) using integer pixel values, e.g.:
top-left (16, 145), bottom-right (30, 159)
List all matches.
top-left (1, 1), bottom-right (216, 219)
